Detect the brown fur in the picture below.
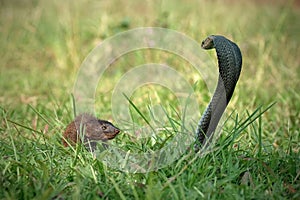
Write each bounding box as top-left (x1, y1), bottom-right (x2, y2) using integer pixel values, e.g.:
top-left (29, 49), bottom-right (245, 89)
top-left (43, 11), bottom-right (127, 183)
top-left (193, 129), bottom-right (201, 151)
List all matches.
top-left (62, 114), bottom-right (120, 151)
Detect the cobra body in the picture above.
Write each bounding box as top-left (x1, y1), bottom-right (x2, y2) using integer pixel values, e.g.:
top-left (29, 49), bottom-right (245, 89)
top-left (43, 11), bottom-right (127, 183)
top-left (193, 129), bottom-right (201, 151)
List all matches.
top-left (195, 35), bottom-right (242, 151)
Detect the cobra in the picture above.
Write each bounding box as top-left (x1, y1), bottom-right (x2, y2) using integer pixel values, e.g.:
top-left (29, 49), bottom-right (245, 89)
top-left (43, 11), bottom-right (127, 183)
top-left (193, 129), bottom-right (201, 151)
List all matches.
top-left (195, 35), bottom-right (242, 151)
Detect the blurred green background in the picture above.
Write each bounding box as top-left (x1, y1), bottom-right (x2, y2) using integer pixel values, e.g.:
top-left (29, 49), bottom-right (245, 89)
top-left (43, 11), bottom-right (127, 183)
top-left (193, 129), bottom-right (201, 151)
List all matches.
top-left (1, 0), bottom-right (299, 147)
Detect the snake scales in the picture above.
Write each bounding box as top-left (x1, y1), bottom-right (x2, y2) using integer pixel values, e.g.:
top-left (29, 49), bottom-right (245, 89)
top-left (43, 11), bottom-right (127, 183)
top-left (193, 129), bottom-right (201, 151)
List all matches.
top-left (195, 35), bottom-right (242, 151)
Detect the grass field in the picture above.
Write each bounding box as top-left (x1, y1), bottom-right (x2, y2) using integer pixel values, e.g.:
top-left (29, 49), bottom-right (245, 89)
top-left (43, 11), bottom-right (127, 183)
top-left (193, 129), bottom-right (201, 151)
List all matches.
top-left (0, 0), bottom-right (299, 199)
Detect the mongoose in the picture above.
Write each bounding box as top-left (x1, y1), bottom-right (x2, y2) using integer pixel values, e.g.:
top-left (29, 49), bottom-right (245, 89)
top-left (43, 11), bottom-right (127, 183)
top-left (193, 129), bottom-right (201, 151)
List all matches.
top-left (62, 113), bottom-right (120, 152)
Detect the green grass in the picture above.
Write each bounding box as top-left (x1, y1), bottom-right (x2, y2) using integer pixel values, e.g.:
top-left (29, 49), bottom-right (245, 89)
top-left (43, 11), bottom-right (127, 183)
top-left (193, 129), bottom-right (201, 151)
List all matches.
top-left (1, 0), bottom-right (299, 199)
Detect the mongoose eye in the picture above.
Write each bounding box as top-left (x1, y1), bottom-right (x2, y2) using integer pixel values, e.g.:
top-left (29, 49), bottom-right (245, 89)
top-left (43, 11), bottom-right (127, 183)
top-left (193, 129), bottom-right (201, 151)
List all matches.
top-left (102, 125), bottom-right (107, 130)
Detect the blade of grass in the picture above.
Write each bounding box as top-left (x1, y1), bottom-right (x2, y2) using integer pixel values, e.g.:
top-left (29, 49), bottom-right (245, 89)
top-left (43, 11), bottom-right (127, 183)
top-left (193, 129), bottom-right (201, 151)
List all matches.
top-left (7, 119), bottom-right (43, 135)
top-left (28, 104), bottom-right (52, 127)
top-left (123, 93), bottom-right (155, 132)
top-left (71, 93), bottom-right (77, 118)
top-left (108, 177), bottom-right (127, 200)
